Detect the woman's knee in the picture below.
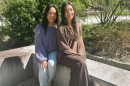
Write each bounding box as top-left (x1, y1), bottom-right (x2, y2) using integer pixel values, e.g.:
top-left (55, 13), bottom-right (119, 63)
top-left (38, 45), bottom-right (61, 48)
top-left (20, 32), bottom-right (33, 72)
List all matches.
top-left (48, 51), bottom-right (57, 67)
top-left (76, 57), bottom-right (86, 64)
top-left (48, 60), bottom-right (56, 67)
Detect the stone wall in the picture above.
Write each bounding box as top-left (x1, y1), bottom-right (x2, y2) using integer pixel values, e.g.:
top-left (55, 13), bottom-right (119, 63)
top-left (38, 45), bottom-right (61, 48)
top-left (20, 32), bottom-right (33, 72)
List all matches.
top-left (86, 52), bottom-right (130, 71)
top-left (0, 45), bottom-right (130, 86)
top-left (0, 45), bottom-right (35, 86)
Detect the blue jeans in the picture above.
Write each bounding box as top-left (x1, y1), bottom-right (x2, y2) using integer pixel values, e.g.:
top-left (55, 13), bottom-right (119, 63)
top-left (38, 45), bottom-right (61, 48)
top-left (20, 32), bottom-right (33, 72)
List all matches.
top-left (38, 51), bottom-right (57, 86)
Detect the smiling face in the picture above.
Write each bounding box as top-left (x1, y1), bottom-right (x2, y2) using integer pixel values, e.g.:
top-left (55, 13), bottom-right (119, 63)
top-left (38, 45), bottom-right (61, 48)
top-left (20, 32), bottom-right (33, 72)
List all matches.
top-left (65, 5), bottom-right (74, 23)
top-left (47, 7), bottom-right (57, 24)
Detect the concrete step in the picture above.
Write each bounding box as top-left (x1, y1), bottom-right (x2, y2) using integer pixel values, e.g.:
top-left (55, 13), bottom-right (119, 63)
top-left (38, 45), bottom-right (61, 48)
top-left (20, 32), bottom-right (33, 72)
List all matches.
top-left (14, 77), bottom-right (100, 86)
top-left (15, 78), bottom-right (39, 86)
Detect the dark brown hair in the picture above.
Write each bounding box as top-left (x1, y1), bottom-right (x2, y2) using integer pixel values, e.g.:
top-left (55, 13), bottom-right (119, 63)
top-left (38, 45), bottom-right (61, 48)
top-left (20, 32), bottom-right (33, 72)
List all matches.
top-left (61, 1), bottom-right (78, 40)
top-left (42, 4), bottom-right (59, 33)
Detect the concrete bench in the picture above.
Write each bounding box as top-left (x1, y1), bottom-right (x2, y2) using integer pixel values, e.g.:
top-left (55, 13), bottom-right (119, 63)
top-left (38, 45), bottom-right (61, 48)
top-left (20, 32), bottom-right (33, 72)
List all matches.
top-left (0, 45), bottom-right (35, 86)
top-left (52, 59), bottom-right (130, 86)
top-left (0, 45), bottom-right (130, 86)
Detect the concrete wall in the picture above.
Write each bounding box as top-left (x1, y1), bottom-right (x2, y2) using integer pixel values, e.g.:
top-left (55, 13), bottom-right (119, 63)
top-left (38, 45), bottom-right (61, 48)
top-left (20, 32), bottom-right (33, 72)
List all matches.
top-left (32, 54), bottom-right (39, 80)
top-left (52, 59), bottom-right (130, 86)
top-left (0, 56), bottom-right (33, 86)
top-left (0, 45), bottom-right (35, 86)
top-left (86, 52), bottom-right (130, 71)
top-left (52, 63), bottom-right (71, 86)
top-left (0, 45), bottom-right (130, 86)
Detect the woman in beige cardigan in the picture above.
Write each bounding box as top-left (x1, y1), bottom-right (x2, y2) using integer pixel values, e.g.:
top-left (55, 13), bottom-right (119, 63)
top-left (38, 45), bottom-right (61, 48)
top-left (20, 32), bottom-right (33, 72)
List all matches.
top-left (57, 1), bottom-right (92, 86)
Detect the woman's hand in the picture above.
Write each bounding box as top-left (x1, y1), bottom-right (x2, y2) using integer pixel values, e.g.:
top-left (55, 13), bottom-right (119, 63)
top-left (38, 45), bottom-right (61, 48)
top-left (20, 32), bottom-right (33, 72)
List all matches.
top-left (41, 60), bottom-right (48, 70)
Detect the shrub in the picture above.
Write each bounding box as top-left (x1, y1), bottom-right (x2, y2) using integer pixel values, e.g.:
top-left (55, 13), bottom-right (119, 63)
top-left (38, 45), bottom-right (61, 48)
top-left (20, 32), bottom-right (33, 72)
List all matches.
top-left (82, 21), bottom-right (130, 62)
top-left (0, 0), bottom-right (87, 46)
top-left (0, 0), bottom-right (46, 45)
top-left (82, 24), bottom-right (101, 46)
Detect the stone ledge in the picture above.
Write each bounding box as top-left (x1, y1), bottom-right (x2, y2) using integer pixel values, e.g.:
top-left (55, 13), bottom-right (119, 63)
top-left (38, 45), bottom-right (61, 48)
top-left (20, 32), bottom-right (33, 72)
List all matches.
top-left (0, 45), bottom-right (35, 86)
top-left (87, 59), bottom-right (130, 86)
top-left (15, 78), bottom-right (39, 86)
top-left (1, 45), bottom-right (130, 86)
top-left (86, 52), bottom-right (130, 71)
top-left (0, 45), bottom-right (35, 68)
top-left (52, 59), bottom-right (130, 86)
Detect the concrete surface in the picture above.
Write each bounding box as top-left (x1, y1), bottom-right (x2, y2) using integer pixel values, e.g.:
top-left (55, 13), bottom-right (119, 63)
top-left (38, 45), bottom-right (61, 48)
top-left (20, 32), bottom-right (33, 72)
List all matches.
top-left (1, 45), bottom-right (130, 86)
top-left (0, 55), bottom-right (33, 86)
top-left (32, 54), bottom-right (39, 80)
top-left (15, 78), bottom-right (39, 86)
top-left (52, 63), bottom-right (71, 86)
top-left (0, 45), bottom-right (35, 86)
top-left (52, 59), bottom-right (130, 86)
top-left (86, 52), bottom-right (130, 71)
top-left (87, 59), bottom-right (130, 86)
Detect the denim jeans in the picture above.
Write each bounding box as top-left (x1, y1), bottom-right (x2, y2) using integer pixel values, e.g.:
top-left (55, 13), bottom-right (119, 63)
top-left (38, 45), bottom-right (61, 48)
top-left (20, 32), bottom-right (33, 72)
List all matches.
top-left (38, 51), bottom-right (57, 86)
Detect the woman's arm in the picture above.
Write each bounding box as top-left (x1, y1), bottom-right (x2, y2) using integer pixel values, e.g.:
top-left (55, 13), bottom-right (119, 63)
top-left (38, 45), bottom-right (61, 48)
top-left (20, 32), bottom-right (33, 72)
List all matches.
top-left (57, 25), bottom-right (78, 55)
top-left (77, 24), bottom-right (86, 59)
top-left (35, 24), bottom-right (47, 63)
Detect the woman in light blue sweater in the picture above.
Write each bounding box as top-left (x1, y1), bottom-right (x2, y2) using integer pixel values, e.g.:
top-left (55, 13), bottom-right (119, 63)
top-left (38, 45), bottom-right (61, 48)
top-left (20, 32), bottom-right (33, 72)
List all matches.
top-left (35, 4), bottom-right (59, 86)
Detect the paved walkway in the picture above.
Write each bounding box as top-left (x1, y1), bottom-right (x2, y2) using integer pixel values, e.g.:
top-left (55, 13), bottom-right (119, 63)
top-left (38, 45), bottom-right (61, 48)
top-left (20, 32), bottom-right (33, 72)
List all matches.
top-left (78, 15), bottom-right (130, 25)
top-left (15, 78), bottom-right (40, 86)
top-left (0, 16), bottom-right (130, 26)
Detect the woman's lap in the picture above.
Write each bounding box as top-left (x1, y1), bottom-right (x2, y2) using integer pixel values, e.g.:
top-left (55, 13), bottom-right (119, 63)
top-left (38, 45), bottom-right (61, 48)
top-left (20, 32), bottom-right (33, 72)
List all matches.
top-left (58, 54), bottom-right (86, 69)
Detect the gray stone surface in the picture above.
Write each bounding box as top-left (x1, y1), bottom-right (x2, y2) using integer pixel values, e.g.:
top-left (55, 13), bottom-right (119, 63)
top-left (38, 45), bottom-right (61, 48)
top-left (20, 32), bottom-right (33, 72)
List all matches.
top-left (0, 45), bottom-right (35, 86)
top-left (15, 78), bottom-right (39, 86)
top-left (86, 52), bottom-right (130, 71)
top-left (126, 64), bottom-right (130, 70)
top-left (32, 54), bottom-right (39, 80)
top-left (87, 59), bottom-right (130, 86)
top-left (0, 56), bottom-right (33, 86)
top-left (1, 45), bottom-right (130, 86)
top-left (0, 45), bottom-right (35, 68)
top-left (52, 59), bottom-right (130, 86)
top-left (52, 61), bottom-right (101, 86)
top-left (52, 64), bottom-right (71, 86)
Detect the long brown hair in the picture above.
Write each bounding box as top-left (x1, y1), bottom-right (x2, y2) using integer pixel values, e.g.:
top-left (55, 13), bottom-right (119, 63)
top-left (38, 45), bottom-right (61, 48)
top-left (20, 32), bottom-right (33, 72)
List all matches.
top-left (61, 1), bottom-right (78, 40)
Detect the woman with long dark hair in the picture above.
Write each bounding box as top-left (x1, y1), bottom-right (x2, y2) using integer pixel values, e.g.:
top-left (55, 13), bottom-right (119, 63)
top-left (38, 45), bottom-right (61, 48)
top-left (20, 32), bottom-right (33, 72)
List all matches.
top-left (57, 1), bottom-right (92, 86)
top-left (35, 4), bottom-right (59, 86)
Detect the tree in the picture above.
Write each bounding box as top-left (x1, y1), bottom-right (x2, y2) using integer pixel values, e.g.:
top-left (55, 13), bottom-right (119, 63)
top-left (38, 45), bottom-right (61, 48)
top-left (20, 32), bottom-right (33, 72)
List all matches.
top-left (0, 0), bottom-right (49, 45)
top-left (72, 0), bottom-right (87, 18)
top-left (80, 0), bottom-right (130, 26)
top-left (79, 0), bottom-right (91, 9)
top-left (0, 0), bottom-right (86, 46)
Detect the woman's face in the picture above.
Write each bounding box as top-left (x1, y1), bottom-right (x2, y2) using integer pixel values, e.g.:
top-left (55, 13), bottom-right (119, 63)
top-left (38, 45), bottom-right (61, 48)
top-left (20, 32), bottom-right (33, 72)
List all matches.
top-left (47, 7), bottom-right (57, 23)
top-left (65, 5), bottom-right (74, 22)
